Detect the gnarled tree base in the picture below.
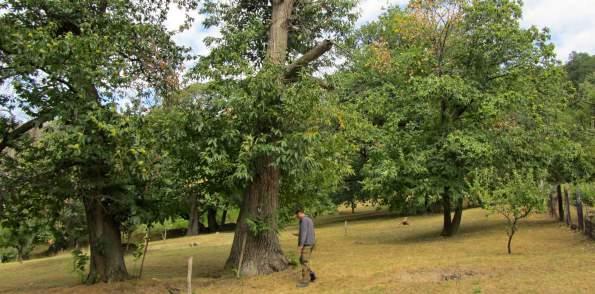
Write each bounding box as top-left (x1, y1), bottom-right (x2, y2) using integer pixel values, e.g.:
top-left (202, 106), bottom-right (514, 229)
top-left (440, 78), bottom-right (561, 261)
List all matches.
top-left (441, 187), bottom-right (464, 237)
top-left (224, 156), bottom-right (288, 276)
top-left (83, 196), bottom-right (129, 284)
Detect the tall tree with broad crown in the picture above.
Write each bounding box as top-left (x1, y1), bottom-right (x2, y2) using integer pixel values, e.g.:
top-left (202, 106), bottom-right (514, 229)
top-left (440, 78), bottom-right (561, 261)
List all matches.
top-left (193, 0), bottom-right (358, 276)
top-left (0, 0), bottom-right (197, 283)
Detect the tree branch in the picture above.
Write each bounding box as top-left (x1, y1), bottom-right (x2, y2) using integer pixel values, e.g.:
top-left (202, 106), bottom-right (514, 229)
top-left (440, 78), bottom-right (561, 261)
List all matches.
top-left (284, 39), bottom-right (333, 80)
top-left (0, 112), bottom-right (52, 152)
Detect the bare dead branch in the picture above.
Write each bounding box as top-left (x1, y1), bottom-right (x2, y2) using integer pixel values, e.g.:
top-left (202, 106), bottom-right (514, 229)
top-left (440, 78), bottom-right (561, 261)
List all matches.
top-left (284, 39), bottom-right (333, 80)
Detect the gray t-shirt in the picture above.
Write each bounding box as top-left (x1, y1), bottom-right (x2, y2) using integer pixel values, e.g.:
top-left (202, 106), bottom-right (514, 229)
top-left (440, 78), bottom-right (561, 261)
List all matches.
top-left (298, 216), bottom-right (316, 246)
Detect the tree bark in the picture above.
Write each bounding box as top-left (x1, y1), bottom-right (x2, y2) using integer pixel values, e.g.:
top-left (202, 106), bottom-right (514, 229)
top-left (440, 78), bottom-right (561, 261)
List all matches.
top-left (223, 0), bottom-right (298, 276)
top-left (0, 112), bottom-right (52, 152)
top-left (284, 40), bottom-right (333, 80)
top-left (507, 231), bottom-right (515, 254)
top-left (557, 184), bottom-right (564, 222)
top-left (441, 187), bottom-right (463, 237)
top-left (564, 188), bottom-right (572, 226)
top-left (220, 210), bottom-right (228, 226)
top-left (224, 156), bottom-right (288, 276)
top-left (187, 195), bottom-right (201, 236)
top-left (576, 191), bottom-right (584, 231)
top-left (449, 197), bottom-right (464, 235)
top-left (83, 196), bottom-right (128, 284)
top-left (207, 208), bottom-right (219, 232)
top-left (267, 0), bottom-right (295, 64)
top-left (441, 187), bottom-right (452, 236)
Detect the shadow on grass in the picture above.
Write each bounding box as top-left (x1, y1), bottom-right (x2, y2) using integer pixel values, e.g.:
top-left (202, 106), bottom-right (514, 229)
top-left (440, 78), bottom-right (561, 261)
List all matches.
top-left (314, 210), bottom-right (401, 227)
top-left (356, 214), bottom-right (558, 245)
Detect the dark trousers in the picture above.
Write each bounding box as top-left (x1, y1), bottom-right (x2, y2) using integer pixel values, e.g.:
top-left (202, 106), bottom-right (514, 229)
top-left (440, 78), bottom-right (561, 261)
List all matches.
top-left (300, 245), bottom-right (314, 282)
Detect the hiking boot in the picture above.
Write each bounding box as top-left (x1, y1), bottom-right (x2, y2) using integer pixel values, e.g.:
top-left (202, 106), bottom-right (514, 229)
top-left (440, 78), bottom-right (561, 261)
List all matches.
top-left (310, 272), bottom-right (317, 282)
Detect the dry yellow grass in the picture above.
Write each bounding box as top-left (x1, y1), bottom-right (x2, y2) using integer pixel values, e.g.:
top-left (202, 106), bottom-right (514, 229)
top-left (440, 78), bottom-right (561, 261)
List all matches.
top-left (1, 208), bottom-right (593, 294)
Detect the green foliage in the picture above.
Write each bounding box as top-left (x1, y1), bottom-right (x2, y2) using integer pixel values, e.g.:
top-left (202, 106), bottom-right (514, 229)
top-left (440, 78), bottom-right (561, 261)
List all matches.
top-left (195, 0), bottom-right (358, 79)
top-left (0, 0), bottom-right (592, 275)
top-left (575, 182), bottom-right (595, 206)
top-left (0, 220), bottom-right (44, 262)
top-left (142, 84), bottom-right (242, 223)
top-left (1, 0), bottom-right (199, 281)
top-left (246, 216), bottom-right (278, 237)
top-left (472, 169), bottom-right (547, 217)
top-left (470, 168), bottom-right (547, 253)
top-left (71, 249), bottom-right (89, 282)
top-left (340, 0), bottom-right (575, 221)
top-left (565, 52), bottom-right (595, 86)
top-left (0, 246), bottom-right (18, 263)
top-left (132, 241), bottom-right (145, 263)
top-left (285, 252), bottom-right (299, 267)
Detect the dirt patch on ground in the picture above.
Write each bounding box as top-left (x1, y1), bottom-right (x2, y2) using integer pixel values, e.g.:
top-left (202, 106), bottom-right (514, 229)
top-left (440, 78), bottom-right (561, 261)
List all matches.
top-left (396, 268), bottom-right (482, 283)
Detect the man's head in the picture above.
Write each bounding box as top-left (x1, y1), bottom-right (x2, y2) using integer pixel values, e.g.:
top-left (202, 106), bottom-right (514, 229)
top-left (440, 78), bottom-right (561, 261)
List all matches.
top-left (295, 208), bottom-right (305, 220)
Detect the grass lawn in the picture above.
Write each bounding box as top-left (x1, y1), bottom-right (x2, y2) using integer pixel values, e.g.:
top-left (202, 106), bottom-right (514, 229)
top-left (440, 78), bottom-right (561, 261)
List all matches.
top-left (0, 208), bottom-right (593, 293)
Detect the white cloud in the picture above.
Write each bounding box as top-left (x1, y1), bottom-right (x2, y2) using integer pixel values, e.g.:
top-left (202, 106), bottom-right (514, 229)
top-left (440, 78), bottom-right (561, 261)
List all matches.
top-left (522, 0), bottom-right (595, 61)
top-left (166, 6), bottom-right (220, 58)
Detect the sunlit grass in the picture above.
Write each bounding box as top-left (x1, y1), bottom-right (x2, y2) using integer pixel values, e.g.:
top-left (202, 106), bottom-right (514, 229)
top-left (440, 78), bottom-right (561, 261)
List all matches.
top-left (1, 208), bottom-right (593, 293)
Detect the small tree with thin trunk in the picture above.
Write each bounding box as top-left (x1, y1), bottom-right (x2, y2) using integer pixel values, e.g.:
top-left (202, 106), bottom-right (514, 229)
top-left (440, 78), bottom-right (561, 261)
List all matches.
top-left (471, 169), bottom-right (546, 254)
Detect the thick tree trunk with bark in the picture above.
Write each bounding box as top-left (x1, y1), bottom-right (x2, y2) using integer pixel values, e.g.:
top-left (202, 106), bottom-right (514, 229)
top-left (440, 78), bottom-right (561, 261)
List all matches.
top-left (224, 0), bottom-right (298, 276)
top-left (449, 197), bottom-right (464, 234)
top-left (441, 187), bottom-right (463, 237)
top-left (221, 210), bottom-right (228, 226)
top-left (207, 208), bottom-right (219, 232)
top-left (83, 196), bottom-right (128, 284)
top-left (556, 184), bottom-right (564, 222)
top-left (225, 156), bottom-right (288, 276)
top-left (441, 187), bottom-right (452, 236)
top-left (267, 0), bottom-right (294, 64)
top-left (187, 195), bottom-right (201, 236)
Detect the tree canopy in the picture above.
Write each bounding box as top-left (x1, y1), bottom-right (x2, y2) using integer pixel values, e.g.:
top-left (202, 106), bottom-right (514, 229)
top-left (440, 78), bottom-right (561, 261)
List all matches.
top-left (0, 0), bottom-right (593, 284)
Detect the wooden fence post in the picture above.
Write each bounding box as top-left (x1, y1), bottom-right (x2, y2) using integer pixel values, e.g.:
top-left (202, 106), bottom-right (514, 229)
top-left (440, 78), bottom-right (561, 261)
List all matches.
top-left (556, 184), bottom-right (564, 222)
top-left (585, 212), bottom-right (593, 239)
top-left (564, 188), bottom-right (572, 226)
top-left (575, 190), bottom-right (584, 232)
top-left (187, 257), bottom-right (193, 294)
top-left (344, 219), bottom-right (348, 236)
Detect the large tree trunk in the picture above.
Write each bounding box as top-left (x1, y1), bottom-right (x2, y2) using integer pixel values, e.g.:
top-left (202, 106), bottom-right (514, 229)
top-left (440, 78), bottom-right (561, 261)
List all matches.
top-left (83, 196), bottom-right (128, 284)
top-left (207, 208), bottom-right (219, 232)
top-left (187, 194), bottom-right (201, 236)
top-left (556, 184), bottom-right (564, 222)
top-left (224, 156), bottom-right (288, 276)
top-left (223, 0), bottom-right (295, 276)
top-left (267, 0), bottom-right (294, 64)
top-left (449, 197), bottom-right (464, 235)
top-left (441, 187), bottom-right (463, 237)
top-left (441, 187), bottom-right (452, 236)
top-left (220, 210), bottom-right (228, 226)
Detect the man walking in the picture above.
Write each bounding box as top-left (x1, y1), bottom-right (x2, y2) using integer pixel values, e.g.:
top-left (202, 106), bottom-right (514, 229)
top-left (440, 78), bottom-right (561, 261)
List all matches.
top-left (296, 208), bottom-right (316, 287)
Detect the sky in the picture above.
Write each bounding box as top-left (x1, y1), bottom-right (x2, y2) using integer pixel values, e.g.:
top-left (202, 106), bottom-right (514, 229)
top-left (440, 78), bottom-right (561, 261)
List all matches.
top-left (166, 0), bottom-right (595, 62)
